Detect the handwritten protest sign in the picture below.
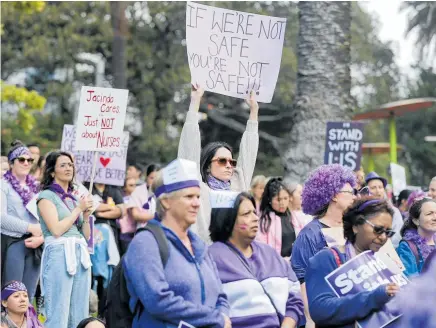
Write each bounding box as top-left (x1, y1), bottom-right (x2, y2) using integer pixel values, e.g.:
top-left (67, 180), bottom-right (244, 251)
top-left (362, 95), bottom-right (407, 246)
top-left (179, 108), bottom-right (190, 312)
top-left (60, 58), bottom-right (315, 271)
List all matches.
top-left (390, 163), bottom-right (407, 197)
top-left (324, 122), bottom-right (364, 171)
top-left (75, 86), bottom-right (128, 152)
top-left (61, 124), bottom-right (129, 186)
top-left (325, 251), bottom-right (408, 328)
top-left (186, 2), bottom-right (286, 103)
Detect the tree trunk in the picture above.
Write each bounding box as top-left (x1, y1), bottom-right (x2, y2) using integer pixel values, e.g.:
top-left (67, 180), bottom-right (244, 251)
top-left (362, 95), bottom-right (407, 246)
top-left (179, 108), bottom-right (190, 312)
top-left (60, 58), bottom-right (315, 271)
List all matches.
top-left (283, 1), bottom-right (353, 181)
top-left (111, 1), bottom-right (128, 89)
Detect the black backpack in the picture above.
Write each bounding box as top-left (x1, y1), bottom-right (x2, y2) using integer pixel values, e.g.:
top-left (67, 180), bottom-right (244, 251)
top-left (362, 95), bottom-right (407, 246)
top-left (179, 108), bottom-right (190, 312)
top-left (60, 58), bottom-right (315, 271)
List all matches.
top-left (104, 222), bottom-right (170, 328)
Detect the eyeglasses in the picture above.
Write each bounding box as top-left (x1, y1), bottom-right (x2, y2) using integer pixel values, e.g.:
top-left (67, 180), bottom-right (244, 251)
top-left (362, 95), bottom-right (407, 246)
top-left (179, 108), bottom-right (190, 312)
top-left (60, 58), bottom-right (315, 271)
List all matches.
top-left (364, 219), bottom-right (396, 238)
top-left (16, 157), bottom-right (34, 164)
top-left (57, 163), bottom-right (74, 169)
top-left (211, 157), bottom-right (237, 167)
top-left (338, 190), bottom-right (354, 195)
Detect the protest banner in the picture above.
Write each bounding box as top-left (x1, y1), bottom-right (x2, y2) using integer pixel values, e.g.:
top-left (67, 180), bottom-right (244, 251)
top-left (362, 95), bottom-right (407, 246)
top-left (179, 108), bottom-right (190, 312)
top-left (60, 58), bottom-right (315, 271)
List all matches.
top-left (390, 163), bottom-right (407, 197)
top-left (325, 250), bottom-right (408, 328)
top-left (61, 124), bottom-right (129, 187)
top-left (324, 122), bottom-right (364, 171)
top-left (186, 2), bottom-right (286, 103)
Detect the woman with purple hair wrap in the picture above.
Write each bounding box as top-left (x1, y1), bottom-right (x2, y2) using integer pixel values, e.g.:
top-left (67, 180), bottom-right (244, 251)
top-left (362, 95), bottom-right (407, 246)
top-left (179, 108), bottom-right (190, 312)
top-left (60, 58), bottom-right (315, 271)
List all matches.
top-left (1, 140), bottom-right (43, 300)
top-left (396, 197), bottom-right (436, 277)
top-left (1, 280), bottom-right (43, 328)
top-left (290, 164), bottom-right (356, 327)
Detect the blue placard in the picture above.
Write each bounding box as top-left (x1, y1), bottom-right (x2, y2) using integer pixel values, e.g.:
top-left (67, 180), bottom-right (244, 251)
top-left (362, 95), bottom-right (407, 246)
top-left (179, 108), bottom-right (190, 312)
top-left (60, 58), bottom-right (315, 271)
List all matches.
top-left (325, 251), bottom-right (408, 328)
top-left (324, 122), bottom-right (364, 171)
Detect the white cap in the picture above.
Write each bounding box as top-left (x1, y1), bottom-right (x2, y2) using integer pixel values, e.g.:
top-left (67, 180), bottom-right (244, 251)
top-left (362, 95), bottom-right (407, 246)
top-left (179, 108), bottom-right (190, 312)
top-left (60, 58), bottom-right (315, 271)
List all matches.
top-left (155, 159), bottom-right (199, 198)
top-left (210, 190), bottom-right (239, 209)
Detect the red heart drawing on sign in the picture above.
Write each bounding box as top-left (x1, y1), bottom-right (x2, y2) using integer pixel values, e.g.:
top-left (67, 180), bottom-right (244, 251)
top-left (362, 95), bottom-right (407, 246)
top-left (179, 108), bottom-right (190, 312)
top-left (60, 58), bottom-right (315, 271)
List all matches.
top-left (100, 157), bottom-right (111, 168)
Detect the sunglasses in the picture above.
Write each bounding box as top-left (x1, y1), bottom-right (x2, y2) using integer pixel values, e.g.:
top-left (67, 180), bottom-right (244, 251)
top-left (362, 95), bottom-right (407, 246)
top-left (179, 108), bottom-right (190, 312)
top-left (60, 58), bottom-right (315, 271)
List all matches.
top-left (364, 219), bottom-right (395, 238)
top-left (16, 157), bottom-right (34, 164)
top-left (211, 157), bottom-right (237, 167)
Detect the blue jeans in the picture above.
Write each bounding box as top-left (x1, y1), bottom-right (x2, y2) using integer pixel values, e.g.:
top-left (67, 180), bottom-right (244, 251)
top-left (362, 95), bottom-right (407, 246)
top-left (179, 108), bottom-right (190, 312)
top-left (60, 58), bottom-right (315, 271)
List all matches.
top-left (41, 243), bottom-right (91, 328)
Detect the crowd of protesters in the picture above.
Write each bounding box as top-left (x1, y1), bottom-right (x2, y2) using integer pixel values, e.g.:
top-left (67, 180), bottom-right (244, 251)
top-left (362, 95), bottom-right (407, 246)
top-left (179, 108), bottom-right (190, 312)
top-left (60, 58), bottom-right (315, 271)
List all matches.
top-left (1, 88), bottom-right (435, 328)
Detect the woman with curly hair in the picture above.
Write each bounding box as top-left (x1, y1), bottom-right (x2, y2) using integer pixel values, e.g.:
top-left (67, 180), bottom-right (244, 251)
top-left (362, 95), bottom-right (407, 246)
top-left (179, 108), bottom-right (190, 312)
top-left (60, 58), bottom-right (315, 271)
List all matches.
top-left (37, 151), bottom-right (93, 328)
top-left (396, 197), bottom-right (436, 277)
top-left (305, 197), bottom-right (399, 328)
top-left (290, 164), bottom-right (356, 327)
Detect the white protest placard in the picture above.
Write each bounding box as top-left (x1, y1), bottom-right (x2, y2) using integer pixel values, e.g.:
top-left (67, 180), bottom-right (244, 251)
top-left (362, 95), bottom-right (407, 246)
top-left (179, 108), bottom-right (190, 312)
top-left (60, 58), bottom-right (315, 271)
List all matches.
top-left (210, 190), bottom-right (239, 209)
top-left (61, 124), bottom-right (129, 187)
top-left (186, 2), bottom-right (286, 103)
top-left (75, 86), bottom-right (129, 151)
top-left (390, 163), bottom-right (407, 197)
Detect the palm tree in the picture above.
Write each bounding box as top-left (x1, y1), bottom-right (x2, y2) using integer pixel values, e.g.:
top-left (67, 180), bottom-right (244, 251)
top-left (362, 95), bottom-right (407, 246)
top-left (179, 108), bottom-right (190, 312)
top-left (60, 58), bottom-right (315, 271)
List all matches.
top-left (283, 2), bottom-right (353, 182)
top-left (401, 1), bottom-right (436, 61)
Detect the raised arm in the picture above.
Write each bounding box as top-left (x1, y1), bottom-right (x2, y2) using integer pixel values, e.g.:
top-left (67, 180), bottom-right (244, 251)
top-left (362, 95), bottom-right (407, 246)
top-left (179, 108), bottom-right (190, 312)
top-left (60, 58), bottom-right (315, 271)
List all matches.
top-left (236, 91), bottom-right (259, 190)
top-left (177, 85), bottom-right (204, 172)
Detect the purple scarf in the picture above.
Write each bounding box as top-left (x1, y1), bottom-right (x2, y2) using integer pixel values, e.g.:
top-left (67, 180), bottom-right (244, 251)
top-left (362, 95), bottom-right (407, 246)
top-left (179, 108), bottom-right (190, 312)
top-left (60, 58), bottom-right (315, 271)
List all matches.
top-left (48, 182), bottom-right (76, 203)
top-left (403, 229), bottom-right (436, 261)
top-left (207, 175), bottom-right (231, 191)
top-left (3, 170), bottom-right (39, 206)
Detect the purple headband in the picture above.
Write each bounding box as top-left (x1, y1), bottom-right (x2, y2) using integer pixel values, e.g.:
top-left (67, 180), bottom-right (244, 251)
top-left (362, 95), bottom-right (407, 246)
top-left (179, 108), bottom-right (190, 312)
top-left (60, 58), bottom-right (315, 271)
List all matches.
top-left (8, 146), bottom-right (31, 162)
top-left (357, 199), bottom-right (382, 212)
top-left (154, 180), bottom-right (200, 198)
top-left (1, 281), bottom-right (27, 300)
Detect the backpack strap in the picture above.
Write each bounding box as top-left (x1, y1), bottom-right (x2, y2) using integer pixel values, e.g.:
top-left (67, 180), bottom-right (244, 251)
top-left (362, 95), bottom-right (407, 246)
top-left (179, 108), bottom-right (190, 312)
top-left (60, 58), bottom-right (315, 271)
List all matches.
top-left (330, 248), bottom-right (342, 267)
top-left (139, 222), bottom-right (170, 267)
top-left (404, 240), bottom-right (420, 268)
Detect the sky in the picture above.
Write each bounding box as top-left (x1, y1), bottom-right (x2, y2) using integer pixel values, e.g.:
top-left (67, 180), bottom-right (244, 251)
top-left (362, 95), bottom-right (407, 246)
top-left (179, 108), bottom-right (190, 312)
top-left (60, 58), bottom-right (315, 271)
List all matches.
top-left (362, 1), bottom-right (435, 77)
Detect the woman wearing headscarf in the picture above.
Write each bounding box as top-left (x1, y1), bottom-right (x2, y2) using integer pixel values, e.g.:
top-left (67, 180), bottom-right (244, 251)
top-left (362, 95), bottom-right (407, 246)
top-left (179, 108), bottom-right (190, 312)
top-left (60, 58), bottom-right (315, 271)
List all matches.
top-left (177, 85), bottom-right (259, 243)
top-left (290, 164), bottom-right (356, 327)
top-left (396, 197), bottom-right (436, 277)
top-left (37, 151), bottom-right (93, 328)
top-left (123, 159), bottom-right (230, 328)
top-left (306, 197), bottom-right (399, 328)
top-left (1, 141), bottom-right (43, 300)
top-left (1, 280), bottom-right (43, 328)
top-left (209, 191), bottom-right (304, 328)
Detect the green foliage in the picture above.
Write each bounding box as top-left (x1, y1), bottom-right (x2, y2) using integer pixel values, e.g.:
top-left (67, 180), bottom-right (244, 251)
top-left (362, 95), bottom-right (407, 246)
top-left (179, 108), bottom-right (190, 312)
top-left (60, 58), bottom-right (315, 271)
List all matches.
top-left (401, 2), bottom-right (436, 60)
top-left (397, 67), bottom-right (436, 185)
top-left (1, 82), bottom-right (47, 133)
